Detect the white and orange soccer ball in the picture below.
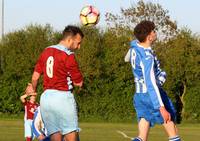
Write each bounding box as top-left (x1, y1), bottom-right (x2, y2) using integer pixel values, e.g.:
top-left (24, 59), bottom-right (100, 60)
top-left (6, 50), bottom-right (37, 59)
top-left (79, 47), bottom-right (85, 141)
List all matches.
top-left (80, 5), bottom-right (100, 26)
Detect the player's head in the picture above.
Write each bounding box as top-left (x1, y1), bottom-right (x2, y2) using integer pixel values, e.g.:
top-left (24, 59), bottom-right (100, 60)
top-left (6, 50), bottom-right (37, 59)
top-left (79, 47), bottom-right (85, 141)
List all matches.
top-left (30, 95), bottom-right (36, 103)
top-left (134, 21), bottom-right (156, 43)
top-left (61, 25), bottom-right (84, 50)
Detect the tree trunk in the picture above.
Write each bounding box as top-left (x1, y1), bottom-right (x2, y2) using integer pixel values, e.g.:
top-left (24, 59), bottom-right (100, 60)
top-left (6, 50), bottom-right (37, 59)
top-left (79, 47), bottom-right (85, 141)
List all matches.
top-left (180, 81), bottom-right (187, 116)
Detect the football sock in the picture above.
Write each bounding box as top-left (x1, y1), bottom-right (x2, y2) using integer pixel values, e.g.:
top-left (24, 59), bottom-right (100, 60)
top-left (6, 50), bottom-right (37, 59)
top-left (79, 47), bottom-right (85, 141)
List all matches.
top-left (169, 135), bottom-right (181, 141)
top-left (132, 137), bottom-right (143, 141)
top-left (77, 136), bottom-right (80, 141)
top-left (26, 137), bottom-right (32, 141)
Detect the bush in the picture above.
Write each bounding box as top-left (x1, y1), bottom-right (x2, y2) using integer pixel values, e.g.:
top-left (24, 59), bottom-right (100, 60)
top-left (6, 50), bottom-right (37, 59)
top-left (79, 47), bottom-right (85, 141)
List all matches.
top-left (0, 24), bottom-right (199, 123)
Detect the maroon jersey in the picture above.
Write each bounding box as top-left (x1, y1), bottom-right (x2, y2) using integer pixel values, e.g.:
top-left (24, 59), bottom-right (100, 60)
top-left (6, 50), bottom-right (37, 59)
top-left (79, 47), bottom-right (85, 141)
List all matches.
top-left (34, 44), bottom-right (83, 91)
top-left (24, 101), bottom-right (38, 120)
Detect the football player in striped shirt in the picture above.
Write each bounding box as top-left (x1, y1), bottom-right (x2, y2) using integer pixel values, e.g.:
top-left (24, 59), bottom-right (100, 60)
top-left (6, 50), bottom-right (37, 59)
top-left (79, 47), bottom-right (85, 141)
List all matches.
top-left (125, 21), bottom-right (181, 141)
top-left (32, 106), bottom-right (50, 141)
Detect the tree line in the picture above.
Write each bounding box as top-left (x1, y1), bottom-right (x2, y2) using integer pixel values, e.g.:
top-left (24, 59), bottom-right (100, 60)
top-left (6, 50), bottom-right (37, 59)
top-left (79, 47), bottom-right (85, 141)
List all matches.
top-left (0, 0), bottom-right (199, 122)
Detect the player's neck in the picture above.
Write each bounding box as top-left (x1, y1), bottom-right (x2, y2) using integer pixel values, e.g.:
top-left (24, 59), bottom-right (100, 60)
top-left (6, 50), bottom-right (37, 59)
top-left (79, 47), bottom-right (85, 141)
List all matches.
top-left (138, 41), bottom-right (151, 48)
top-left (59, 41), bottom-right (70, 49)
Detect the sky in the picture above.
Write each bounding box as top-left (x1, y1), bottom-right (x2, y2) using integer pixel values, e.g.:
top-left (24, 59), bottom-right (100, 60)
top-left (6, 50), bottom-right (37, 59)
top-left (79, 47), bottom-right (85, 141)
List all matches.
top-left (1, 0), bottom-right (200, 34)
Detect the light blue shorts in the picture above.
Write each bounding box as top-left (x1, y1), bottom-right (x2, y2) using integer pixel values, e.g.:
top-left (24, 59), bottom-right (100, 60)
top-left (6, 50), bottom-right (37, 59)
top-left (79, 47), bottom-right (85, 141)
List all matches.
top-left (24, 119), bottom-right (33, 137)
top-left (40, 89), bottom-right (78, 136)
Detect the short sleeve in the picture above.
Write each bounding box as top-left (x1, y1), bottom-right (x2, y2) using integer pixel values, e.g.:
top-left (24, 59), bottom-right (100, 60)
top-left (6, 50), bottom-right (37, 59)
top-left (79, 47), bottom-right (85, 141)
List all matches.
top-left (65, 55), bottom-right (83, 83)
top-left (34, 52), bottom-right (44, 74)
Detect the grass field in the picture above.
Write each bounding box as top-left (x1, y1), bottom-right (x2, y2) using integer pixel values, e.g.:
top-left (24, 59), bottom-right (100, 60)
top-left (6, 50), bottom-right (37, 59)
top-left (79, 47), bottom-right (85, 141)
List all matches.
top-left (0, 119), bottom-right (200, 141)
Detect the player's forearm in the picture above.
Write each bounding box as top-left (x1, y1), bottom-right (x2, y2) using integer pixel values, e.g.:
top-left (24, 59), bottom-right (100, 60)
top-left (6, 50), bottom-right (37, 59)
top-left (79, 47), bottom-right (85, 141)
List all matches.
top-left (32, 71), bottom-right (41, 92)
top-left (32, 80), bottom-right (38, 92)
top-left (20, 94), bottom-right (27, 103)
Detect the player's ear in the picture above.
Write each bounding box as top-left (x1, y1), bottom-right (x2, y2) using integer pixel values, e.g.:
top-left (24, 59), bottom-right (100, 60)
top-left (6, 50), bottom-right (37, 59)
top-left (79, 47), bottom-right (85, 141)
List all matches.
top-left (64, 36), bottom-right (73, 46)
top-left (146, 34), bottom-right (152, 42)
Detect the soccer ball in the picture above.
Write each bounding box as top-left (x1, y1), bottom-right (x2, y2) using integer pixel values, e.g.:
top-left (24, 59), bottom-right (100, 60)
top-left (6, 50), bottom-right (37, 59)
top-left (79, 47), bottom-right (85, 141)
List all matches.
top-left (80, 5), bottom-right (100, 26)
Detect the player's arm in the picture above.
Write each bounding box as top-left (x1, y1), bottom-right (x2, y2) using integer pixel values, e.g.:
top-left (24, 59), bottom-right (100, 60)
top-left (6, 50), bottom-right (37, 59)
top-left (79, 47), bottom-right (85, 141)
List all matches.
top-left (20, 94), bottom-right (28, 103)
top-left (154, 55), bottom-right (167, 86)
top-left (32, 71), bottom-right (41, 92)
top-left (143, 56), bottom-right (164, 109)
top-left (67, 55), bottom-right (83, 88)
top-left (124, 49), bottom-right (131, 62)
top-left (21, 82), bottom-right (37, 103)
top-left (128, 39), bottom-right (139, 63)
top-left (142, 57), bottom-right (171, 123)
top-left (32, 51), bottom-right (44, 92)
top-left (157, 71), bottom-right (166, 86)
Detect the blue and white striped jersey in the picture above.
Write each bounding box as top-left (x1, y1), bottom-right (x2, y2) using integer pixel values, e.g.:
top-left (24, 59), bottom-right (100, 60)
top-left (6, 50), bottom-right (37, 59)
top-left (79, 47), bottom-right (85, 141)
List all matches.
top-left (32, 106), bottom-right (47, 138)
top-left (125, 40), bottom-right (167, 109)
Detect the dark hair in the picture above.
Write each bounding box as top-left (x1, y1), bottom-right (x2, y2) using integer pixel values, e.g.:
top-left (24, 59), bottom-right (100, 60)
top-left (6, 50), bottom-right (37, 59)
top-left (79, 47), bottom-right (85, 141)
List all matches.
top-left (62, 25), bottom-right (84, 40)
top-left (134, 21), bottom-right (155, 42)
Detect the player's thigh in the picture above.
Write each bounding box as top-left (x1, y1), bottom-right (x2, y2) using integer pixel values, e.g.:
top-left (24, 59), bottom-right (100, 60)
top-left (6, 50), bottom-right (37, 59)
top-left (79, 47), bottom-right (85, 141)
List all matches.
top-left (40, 90), bottom-right (76, 135)
top-left (63, 131), bottom-right (78, 141)
top-left (50, 132), bottom-right (62, 141)
top-left (40, 90), bottom-right (79, 135)
top-left (160, 88), bottom-right (176, 120)
top-left (133, 93), bottom-right (153, 122)
top-left (60, 92), bottom-right (78, 135)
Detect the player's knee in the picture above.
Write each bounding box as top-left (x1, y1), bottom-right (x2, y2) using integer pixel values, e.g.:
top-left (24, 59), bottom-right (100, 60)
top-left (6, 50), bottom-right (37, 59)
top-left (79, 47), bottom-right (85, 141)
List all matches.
top-left (132, 137), bottom-right (143, 141)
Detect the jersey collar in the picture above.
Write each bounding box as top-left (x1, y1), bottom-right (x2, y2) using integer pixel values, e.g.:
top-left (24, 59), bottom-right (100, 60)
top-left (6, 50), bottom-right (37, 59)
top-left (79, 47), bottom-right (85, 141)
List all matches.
top-left (49, 44), bottom-right (74, 55)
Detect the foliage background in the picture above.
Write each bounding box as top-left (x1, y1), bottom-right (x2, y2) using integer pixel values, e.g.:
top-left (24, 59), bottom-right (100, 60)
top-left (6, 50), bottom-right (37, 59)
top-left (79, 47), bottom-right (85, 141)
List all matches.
top-left (0, 1), bottom-right (200, 122)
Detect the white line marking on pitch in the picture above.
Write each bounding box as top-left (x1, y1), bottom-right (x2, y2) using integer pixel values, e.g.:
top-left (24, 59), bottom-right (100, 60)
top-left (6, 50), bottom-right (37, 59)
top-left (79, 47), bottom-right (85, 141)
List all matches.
top-left (116, 130), bottom-right (133, 140)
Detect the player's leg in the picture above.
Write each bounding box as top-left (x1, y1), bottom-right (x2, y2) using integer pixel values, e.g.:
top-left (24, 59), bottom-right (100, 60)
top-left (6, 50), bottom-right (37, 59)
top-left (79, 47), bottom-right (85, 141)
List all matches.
top-left (40, 90), bottom-right (64, 137)
top-left (163, 121), bottom-right (177, 137)
top-left (24, 119), bottom-right (33, 141)
top-left (163, 121), bottom-right (181, 141)
top-left (133, 93), bottom-right (152, 141)
top-left (59, 91), bottom-right (80, 141)
top-left (138, 118), bottom-right (150, 141)
top-left (50, 132), bottom-right (62, 141)
top-left (132, 118), bottom-right (150, 141)
top-left (63, 131), bottom-right (79, 141)
top-left (160, 88), bottom-right (181, 141)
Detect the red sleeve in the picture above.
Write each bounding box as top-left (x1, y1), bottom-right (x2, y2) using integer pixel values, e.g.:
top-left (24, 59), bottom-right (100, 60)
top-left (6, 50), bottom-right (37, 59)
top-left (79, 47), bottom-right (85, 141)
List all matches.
top-left (66, 54), bottom-right (83, 83)
top-left (34, 52), bottom-right (44, 74)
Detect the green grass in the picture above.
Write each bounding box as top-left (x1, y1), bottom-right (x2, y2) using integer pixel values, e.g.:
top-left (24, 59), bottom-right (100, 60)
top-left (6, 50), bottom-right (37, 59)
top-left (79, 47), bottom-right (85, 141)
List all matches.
top-left (0, 119), bottom-right (200, 141)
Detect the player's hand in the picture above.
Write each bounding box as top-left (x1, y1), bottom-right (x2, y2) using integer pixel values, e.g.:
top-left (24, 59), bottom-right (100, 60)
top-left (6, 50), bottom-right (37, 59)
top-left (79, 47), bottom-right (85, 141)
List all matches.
top-left (29, 92), bottom-right (37, 96)
top-left (73, 81), bottom-right (83, 88)
top-left (25, 83), bottom-right (35, 95)
top-left (159, 106), bottom-right (171, 123)
top-left (37, 134), bottom-right (45, 140)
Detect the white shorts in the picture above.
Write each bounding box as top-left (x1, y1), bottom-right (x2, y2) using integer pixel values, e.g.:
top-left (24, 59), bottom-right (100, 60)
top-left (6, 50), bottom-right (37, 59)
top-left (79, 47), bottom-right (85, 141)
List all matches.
top-left (40, 89), bottom-right (78, 136)
top-left (24, 119), bottom-right (33, 137)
